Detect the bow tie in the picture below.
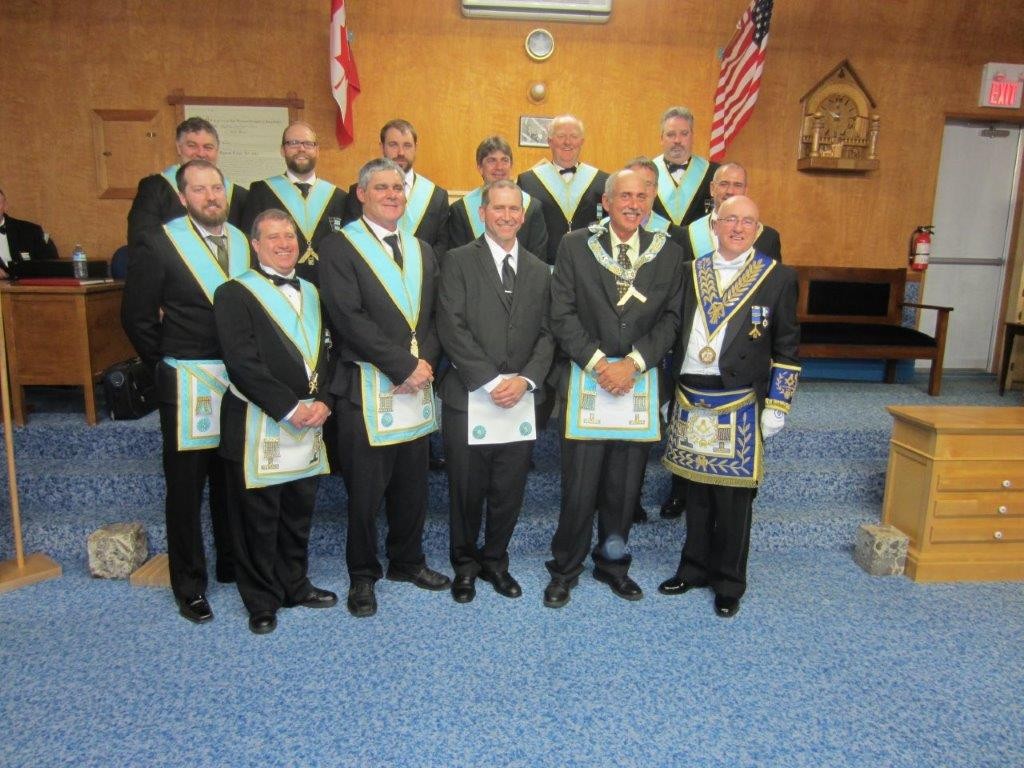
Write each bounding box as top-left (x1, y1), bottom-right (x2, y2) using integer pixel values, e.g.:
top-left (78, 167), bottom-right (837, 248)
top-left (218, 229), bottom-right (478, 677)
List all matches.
top-left (665, 161), bottom-right (688, 174)
top-left (558, 166), bottom-right (577, 175)
top-left (0, 224), bottom-right (6, 235)
top-left (267, 272), bottom-right (299, 290)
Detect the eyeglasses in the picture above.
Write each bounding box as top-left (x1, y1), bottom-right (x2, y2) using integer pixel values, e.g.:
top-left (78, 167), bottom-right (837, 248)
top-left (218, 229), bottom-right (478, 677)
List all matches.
top-left (718, 215), bottom-right (758, 229)
top-left (283, 140), bottom-right (318, 150)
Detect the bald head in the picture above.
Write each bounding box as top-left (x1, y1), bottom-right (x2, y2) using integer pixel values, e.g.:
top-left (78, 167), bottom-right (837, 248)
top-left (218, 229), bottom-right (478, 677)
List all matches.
top-left (547, 115), bottom-right (585, 169)
top-left (713, 195), bottom-right (760, 260)
top-left (711, 163), bottom-right (748, 211)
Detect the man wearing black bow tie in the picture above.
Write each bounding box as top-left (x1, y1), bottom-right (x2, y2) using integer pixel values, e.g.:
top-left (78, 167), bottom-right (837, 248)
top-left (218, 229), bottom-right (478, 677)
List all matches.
top-left (652, 106), bottom-right (718, 230)
top-left (214, 209), bottom-right (337, 634)
top-left (516, 115), bottom-right (608, 265)
top-left (0, 187), bottom-right (58, 278)
top-left (240, 122), bottom-right (348, 286)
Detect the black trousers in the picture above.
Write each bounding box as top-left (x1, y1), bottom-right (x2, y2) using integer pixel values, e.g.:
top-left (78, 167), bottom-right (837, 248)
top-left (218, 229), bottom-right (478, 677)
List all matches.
top-left (336, 400), bottom-right (428, 583)
top-left (547, 437), bottom-right (650, 582)
top-left (225, 460), bottom-right (318, 614)
top-left (158, 403), bottom-right (234, 602)
top-left (673, 373), bottom-right (754, 599)
top-left (443, 406), bottom-right (532, 577)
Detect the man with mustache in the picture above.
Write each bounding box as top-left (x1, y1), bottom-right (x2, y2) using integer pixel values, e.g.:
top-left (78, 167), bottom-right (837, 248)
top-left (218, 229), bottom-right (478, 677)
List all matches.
top-left (240, 122), bottom-right (348, 286)
top-left (214, 209), bottom-right (337, 634)
top-left (517, 114), bottom-right (608, 265)
top-left (127, 117), bottom-right (248, 248)
top-left (446, 136), bottom-right (548, 258)
top-left (544, 170), bottom-right (684, 608)
top-left (122, 159), bottom-right (250, 624)
top-left (343, 119), bottom-right (450, 255)
top-left (651, 106), bottom-right (718, 231)
top-left (320, 158), bottom-right (450, 618)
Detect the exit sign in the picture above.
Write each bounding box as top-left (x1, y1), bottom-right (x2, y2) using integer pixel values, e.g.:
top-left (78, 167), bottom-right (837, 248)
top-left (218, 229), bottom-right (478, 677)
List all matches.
top-left (979, 63), bottom-right (1024, 109)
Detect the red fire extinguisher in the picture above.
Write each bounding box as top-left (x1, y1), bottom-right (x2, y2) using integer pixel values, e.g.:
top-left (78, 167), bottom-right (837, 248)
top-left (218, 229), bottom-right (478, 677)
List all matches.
top-left (910, 226), bottom-right (934, 271)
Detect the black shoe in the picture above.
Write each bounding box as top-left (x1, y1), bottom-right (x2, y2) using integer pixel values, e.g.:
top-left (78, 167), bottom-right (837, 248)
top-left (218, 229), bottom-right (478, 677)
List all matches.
top-left (347, 581), bottom-right (377, 618)
top-left (658, 575), bottom-right (701, 596)
top-left (593, 569), bottom-right (643, 601)
top-left (177, 594), bottom-right (213, 624)
top-left (479, 570), bottom-right (522, 598)
top-left (451, 574), bottom-right (476, 603)
top-left (633, 502), bottom-right (649, 524)
top-left (386, 565), bottom-right (451, 591)
top-left (248, 611), bottom-right (277, 635)
top-left (714, 594), bottom-right (741, 618)
top-left (660, 497), bottom-right (685, 519)
top-left (543, 576), bottom-right (578, 609)
top-left (286, 586), bottom-right (338, 609)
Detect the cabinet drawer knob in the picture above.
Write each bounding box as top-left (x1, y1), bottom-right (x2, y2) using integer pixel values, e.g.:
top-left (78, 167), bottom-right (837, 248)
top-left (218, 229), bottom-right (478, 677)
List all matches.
top-left (998, 505), bottom-right (1008, 515)
top-left (994, 530), bottom-right (1004, 540)
top-left (1002, 479), bottom-right (1012, 488)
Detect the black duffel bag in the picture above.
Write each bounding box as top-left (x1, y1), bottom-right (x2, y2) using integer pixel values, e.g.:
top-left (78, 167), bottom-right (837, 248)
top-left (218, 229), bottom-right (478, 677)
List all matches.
top-left (103, 358), bottom-right (157, 420)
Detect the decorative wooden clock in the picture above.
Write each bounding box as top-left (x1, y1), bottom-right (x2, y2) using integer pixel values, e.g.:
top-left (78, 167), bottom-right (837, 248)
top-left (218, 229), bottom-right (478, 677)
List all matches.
top-left (798, 59), bottom-right (880, 172)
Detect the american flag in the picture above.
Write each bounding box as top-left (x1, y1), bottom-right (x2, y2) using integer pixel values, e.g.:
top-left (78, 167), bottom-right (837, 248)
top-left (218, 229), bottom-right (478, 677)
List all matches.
top-left (708, 0), bottom-right (773, 161)
top-left (330, 0), bottom-right (361, 148)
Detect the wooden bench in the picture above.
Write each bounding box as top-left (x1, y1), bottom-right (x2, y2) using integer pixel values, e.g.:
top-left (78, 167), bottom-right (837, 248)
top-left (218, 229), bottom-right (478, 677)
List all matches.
top-left (795, 266), bottom-right (953, 396)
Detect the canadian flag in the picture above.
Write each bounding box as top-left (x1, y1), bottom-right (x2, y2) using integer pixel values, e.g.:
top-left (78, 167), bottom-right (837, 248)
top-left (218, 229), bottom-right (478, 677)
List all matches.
top-left (330, 0), bottom-right (360, 147)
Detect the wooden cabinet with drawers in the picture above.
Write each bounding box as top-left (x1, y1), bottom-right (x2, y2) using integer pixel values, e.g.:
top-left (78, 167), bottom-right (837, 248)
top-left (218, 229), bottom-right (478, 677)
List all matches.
top-left (882, 406), bottom-right (1024, 581)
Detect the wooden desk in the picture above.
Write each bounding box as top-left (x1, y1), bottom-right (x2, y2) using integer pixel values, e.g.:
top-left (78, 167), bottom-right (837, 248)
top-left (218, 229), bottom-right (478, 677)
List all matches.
top-left (0, 282), bottom-right (135, 425)
top-left (882, 406), bottom-right (1024, 582)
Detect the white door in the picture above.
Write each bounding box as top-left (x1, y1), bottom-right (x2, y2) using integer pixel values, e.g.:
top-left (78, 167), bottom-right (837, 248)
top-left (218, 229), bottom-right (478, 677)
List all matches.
top-left (921, 120), bottom-right (1022, 370)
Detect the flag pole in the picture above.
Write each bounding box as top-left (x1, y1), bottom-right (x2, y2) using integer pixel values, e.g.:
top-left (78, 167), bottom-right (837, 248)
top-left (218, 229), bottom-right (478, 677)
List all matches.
top-left (0, 288), bottom-right (61, 593)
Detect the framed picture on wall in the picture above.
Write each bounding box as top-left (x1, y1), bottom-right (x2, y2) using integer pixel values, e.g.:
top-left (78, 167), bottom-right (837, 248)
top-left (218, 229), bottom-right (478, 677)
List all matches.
top-left (519, 116), bottom-right (552, 147)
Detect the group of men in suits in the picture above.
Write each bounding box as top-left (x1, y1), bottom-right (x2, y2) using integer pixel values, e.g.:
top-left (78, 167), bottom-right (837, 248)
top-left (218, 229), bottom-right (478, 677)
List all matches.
top-left (121, 103), bottom-right (798, 626)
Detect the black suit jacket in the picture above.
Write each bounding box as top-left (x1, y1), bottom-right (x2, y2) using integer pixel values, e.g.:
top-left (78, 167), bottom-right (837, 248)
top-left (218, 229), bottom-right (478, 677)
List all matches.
top-left (213, 273), bottom-right (333, 462)
top-left (445, 194), bottom-right (548, 262)
top-left (673, 256), bottom-right (800, 403)
top-left (549, 227), bottom-right (684, 396)
top-left (239, 179), bottom-right (348, 285)
top-left (681, 218), bottom-right (783, 263)
top-left (437, 237), bottom-right (554, 411)
top-left (1, 215), bottom-right (59, 264)
top-left (121, 217), bottom-right (244, 402)
top-left (652, 158), bottom-right (718, 228)
top-left (127, 173), bottom-right (248, 247)
top-left (517, 165), bottom-right (608, 265)
top-left (318, 225), bottom-right (441, 407)
top-left (343, 175), bottom-right (450, 255)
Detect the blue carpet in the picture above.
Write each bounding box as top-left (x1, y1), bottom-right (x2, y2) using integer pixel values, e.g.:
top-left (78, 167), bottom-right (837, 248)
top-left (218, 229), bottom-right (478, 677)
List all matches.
top-left (2, 550), bottom-right (1022, 768)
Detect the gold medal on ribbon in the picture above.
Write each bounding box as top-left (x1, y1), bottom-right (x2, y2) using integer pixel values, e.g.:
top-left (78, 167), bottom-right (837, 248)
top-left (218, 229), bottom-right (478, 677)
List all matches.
top-left (410, 334), bottom-right (419, 357)
top-left (308, 371), bottom-right (319, 395)
top-left (698, 345), bottom-right (717, 364)
top-left (298, 246), bottom-right (318, 265)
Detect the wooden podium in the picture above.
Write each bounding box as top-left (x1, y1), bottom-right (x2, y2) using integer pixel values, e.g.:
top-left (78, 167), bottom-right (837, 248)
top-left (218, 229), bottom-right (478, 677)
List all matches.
top-left (0, 282), bottom-right (135, 425)
top-left (882, 406), bottom-right (1024, 582)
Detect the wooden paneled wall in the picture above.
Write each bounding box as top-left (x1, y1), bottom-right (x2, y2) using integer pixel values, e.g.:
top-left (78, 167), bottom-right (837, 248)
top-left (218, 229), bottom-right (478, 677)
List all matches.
top-left (1, 0), bottom-right (1023, 266)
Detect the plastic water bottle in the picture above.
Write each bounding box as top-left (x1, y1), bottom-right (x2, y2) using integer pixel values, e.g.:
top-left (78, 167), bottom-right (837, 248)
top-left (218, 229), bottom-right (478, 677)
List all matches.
top-left (71, 244), bottom-right (88, 279)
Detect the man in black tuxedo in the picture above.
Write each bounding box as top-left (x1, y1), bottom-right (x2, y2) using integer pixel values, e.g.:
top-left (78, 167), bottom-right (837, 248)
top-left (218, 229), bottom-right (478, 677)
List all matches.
top-left (240, 121), bottom-right (348, 286)
top-left (437, 180), bottom-right (555, 604)
top-left (122, 159), bottom-right (250, 624)
top-left (0, 187), bottom-right (58, 278)
top-left (544, 170), bottom-right (684, 608)
top-left (659, 195), bottom-right (800, 618)
top-left (659, 162), bottom-right (783, 520)
top-left (343, 119), bottom-right (450, 255)
top-left (651, 106), bottom-right (718, 231)
top-left (214, 209), bottom-right (337, 635)
top-left (446, 136), bottom-right (548, 259)
top-left (516, 114), bottom-right (608, 265)
top-left (127, 117), bottom-right (248, 247)
top-left (320, 158), bottom-right (450, 618)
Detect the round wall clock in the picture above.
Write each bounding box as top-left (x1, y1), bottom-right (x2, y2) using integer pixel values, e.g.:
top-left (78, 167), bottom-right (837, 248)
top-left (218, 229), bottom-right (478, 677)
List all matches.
top-left (525, 28), bottom-right (554, 62)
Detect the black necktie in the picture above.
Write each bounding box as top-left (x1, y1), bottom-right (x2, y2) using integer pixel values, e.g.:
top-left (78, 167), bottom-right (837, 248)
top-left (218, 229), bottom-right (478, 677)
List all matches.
top-left (383, 234), bottom-right (403, 269)
top-left (501, 254), bottom-right (515, 298)
top-left (295, 182), bottom-right (311, 198)
top-left (665, 161), bottom-right (688, 174)
top-left (268, 273), bottom-right (299, 290)
top-left (558, 166), bottom-right (577, 176)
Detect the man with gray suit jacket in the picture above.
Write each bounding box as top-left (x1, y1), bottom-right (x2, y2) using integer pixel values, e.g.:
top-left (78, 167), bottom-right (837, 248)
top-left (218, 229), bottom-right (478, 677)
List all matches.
top-left (437, 180), bottom-right (555, 604)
